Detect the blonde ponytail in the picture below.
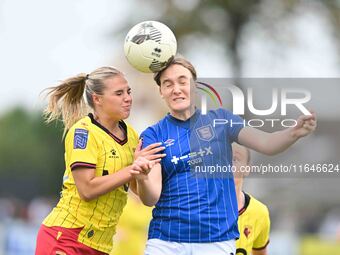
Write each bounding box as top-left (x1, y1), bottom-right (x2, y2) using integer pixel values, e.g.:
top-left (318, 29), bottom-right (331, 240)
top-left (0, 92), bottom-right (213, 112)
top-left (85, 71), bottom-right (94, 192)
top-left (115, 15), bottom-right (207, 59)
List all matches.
top-left (43, 66), bottom-right (123, 136)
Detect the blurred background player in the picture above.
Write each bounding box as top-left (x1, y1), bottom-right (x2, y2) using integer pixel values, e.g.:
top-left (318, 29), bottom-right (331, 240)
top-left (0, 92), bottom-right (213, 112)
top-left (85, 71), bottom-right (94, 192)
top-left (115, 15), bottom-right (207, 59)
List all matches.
top-left (232, 143), bottom-right (270, 255)
top-left (131, 56), bottom-right (316, 255)
top-left (35, 66), bottom-right (165, 255)
top-left (111, 193), bottom-right (152, 255)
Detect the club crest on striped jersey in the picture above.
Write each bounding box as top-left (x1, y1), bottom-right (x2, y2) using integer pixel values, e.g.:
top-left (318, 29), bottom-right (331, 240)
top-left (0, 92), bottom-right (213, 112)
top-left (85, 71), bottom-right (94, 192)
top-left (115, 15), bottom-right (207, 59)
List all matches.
top-left (74, 128), bottom-right (89, 149)
top-left (196, 125), bottom-right (215, 142)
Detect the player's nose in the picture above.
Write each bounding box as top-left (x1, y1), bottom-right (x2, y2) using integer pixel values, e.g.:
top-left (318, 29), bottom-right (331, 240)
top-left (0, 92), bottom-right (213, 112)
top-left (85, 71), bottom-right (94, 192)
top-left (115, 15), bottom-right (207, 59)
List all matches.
top-left (172, 83), bottom-right (182, 94)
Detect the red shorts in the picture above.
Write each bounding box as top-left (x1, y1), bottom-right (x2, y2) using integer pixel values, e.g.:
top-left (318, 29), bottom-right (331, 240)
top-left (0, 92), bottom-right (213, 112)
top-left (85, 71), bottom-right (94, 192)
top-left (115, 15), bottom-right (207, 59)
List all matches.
top-left (35, 224), bottom-right (108, 255)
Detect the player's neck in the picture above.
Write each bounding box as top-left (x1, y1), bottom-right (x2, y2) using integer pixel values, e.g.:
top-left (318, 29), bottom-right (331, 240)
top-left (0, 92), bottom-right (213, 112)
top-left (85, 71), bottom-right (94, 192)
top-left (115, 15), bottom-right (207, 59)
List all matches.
top-left (170, 106), bottom-right (196, 121)
top-left (235, 181), bottom-right (245, 211)
top-left (93, 112), bottom-right (121, 135)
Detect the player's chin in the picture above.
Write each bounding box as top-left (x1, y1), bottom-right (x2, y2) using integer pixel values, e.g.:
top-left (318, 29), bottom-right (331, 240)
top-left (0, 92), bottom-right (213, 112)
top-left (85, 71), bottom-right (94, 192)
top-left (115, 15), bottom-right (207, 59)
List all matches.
top-left (170, 102), bottom-right (190, 112)
top-left (120, 110), bottom-right (131, 119)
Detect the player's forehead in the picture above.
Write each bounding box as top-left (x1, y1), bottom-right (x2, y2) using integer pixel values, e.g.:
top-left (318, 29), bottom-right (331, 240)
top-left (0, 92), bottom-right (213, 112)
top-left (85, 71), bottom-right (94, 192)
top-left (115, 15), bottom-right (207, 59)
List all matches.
top-left (160, 64), bottom-right (192, 83)
top-left (103, 75), bottom-right (129, 90)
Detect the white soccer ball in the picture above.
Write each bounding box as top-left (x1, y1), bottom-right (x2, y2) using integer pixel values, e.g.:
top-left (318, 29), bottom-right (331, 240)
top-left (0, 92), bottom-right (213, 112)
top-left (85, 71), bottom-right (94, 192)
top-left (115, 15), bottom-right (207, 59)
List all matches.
top-left (124, 21), bottom-right (177, 73)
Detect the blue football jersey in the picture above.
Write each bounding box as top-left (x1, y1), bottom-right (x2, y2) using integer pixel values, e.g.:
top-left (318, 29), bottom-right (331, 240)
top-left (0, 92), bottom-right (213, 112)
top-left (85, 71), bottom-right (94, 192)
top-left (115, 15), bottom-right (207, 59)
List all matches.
top-left (141, 108), bottom-right (245, 242)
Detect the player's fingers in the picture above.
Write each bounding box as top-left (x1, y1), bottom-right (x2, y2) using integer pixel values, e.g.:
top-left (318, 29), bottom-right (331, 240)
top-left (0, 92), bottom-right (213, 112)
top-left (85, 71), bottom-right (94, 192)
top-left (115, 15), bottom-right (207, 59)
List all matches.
top-left (307, 119), bottom-right (316, 127)
top-left (131, 163), bottom-right (143, 172)
top-left (145, 153), bottom-right (166, 161)
top-left (143, 142), bottom-right (163, 151)
top-left (144, 146), bottom-right (166, 155)
top-left (299, 114), bottom-right (313, 122)
top-left (130, 168), bottom-right (142, 175)
top-left (149, 159), bottom-right (161, 169)
top-left (140, 162), bottom-right (151, 172)
top-left (151, 159), bottom-right (161, 165)
top-left (130, 170), bottom-right (139, 175)
top-left (303, 123), bottom-right (315, 132)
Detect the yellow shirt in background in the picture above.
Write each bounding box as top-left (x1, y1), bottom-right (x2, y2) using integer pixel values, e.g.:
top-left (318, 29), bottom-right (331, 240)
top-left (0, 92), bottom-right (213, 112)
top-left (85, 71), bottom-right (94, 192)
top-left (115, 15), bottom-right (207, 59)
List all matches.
top-left (111, 194), bottom-right (152, 255)
top-left (236, 192), bottom-right (270, 255)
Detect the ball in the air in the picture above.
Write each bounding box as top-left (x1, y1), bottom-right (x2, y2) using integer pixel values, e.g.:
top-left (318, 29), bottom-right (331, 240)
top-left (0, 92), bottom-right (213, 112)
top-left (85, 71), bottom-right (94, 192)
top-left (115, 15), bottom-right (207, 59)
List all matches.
top-left (124, 21), bottom-right (177, 73)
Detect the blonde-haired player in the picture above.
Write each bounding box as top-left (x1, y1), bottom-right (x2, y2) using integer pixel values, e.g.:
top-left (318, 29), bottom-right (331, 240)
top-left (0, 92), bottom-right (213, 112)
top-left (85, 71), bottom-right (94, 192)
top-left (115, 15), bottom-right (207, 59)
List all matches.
top-left (233, 143), bottom-right (270, 255)
top-left (35, 66), bottom-right (165, 255)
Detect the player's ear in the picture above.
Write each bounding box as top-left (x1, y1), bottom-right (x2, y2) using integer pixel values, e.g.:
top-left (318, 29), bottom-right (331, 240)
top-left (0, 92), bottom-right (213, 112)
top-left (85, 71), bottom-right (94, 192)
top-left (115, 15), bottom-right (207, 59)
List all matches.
top-left (159, 86), bottom-right (164, 98)
top-left (92, 93), bottom-right (102, 106)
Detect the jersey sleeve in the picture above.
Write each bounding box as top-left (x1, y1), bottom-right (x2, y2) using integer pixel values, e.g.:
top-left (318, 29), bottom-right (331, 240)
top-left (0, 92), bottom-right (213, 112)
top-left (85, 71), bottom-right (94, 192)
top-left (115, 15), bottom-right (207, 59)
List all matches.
top-left (253, 207), bottom-right (271, 250)
top-left (219, 109), bottom-right (245, 143)
top-left (140, 127), bottom-right (159, 149)
top-left (66, 127), bottom-right (98, 171)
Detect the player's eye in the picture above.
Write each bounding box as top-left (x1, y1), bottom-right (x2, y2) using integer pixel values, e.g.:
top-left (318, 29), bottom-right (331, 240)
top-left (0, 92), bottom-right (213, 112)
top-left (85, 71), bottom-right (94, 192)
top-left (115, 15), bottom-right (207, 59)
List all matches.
top-left (179, 79), bottom-right (188, 85)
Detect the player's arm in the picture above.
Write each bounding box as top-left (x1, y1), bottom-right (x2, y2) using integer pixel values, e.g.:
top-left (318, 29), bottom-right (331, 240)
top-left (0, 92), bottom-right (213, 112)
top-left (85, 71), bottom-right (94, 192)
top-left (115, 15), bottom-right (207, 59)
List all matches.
top-left (238, 113), bottom-right (316, 155)
top-left (72, 141), bottom-right (164, 202)
top-left (73, 155), bottom-right (162, 202)
top-left (72, 166), bottom-right (133, 201)
top-left (131, 163), bottom-right (162, 206)
top-left (129, 141), bottom-right (165, 195)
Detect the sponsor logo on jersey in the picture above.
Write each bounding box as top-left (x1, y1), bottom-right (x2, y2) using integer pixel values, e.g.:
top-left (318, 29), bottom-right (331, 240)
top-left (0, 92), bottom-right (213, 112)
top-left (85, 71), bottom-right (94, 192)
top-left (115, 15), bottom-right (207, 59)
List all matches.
top-left (170, 146), bottom-right (213, 165)
top-left (163, 138), bottom-right (175, 147)
top-left (109, 148), bottom-right (119, 159)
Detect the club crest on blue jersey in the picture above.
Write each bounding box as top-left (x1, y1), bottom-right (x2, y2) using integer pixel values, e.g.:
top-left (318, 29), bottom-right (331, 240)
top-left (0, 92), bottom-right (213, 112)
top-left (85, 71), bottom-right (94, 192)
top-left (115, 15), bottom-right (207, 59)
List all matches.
top-left (74, 128), bottom-right (89, 149)
top-left (196, 124), bottom-right (215, 141)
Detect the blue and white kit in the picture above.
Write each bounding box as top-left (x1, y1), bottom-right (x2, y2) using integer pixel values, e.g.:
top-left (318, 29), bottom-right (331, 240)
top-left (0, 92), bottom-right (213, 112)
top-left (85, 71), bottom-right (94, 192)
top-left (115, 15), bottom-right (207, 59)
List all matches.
top-left (141, 108), bottom-right (245, 243)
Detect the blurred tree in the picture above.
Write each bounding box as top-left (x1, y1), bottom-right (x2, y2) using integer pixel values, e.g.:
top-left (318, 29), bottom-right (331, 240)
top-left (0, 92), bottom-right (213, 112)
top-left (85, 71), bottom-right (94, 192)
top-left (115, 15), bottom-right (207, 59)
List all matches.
top-left (0, 107), bottom-right (64, 200)
top-left (116, 0), bottom-right (340, 76)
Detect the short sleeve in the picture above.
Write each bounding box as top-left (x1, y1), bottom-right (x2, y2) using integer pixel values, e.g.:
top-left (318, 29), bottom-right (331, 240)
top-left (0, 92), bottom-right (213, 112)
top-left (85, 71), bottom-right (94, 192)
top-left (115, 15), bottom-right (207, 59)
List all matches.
top-left (222, 109), bottom-right (245, 143)
top-left (140, 127), bottom-right (159, 149)
top-left (66, 127), bottom-right (98, 171)
top-left (253, 208), bottom-right (271, 250)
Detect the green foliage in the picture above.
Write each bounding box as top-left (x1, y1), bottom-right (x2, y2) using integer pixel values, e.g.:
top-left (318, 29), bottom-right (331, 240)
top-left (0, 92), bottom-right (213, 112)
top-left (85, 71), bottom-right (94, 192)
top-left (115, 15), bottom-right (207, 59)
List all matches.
top-left (0, 107), bottom-right (64, 200)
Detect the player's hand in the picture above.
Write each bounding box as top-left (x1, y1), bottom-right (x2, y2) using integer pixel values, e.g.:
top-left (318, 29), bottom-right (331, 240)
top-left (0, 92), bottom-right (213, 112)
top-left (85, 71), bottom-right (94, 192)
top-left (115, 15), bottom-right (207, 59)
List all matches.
top-left (291, 111), bottom-right (317, 139)
top-left (134, 140), bottom-right (166, 161)
top-left (130, 156), bottom-right (160, 180)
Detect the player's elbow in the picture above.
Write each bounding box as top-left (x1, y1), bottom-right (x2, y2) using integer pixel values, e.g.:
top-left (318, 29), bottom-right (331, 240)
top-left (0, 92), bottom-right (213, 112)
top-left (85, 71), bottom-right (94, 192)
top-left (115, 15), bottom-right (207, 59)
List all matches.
top-left (80, 194), bottom-right (93, 202)
top-left (140, 196), bottom-right (159, 207)
top-left (261, 149), bottom-right (278, 156)
top-left (78, 190), bottom-right (96, 202)
top-left (139, 190), bottom-right (160, 206)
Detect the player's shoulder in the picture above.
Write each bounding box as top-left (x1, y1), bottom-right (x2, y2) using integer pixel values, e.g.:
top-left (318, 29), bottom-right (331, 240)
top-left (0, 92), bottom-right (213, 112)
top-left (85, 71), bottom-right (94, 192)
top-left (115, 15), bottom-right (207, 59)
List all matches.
top-left (66, 116), bottom-right (92, 137)
top-left (73, 115), bottom-right (92, 129)
top-left (247, 193), bottom-right (270, 217)
top-left (204, 108), bottom-right (236, 118)
top-left (141, 115), bottom-right (168, 137)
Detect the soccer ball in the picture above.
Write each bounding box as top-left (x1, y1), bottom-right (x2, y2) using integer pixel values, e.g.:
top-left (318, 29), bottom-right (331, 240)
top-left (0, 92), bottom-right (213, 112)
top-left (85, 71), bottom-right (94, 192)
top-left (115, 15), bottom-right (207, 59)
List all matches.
top-left (124, 21), bottom-right (177, 73)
